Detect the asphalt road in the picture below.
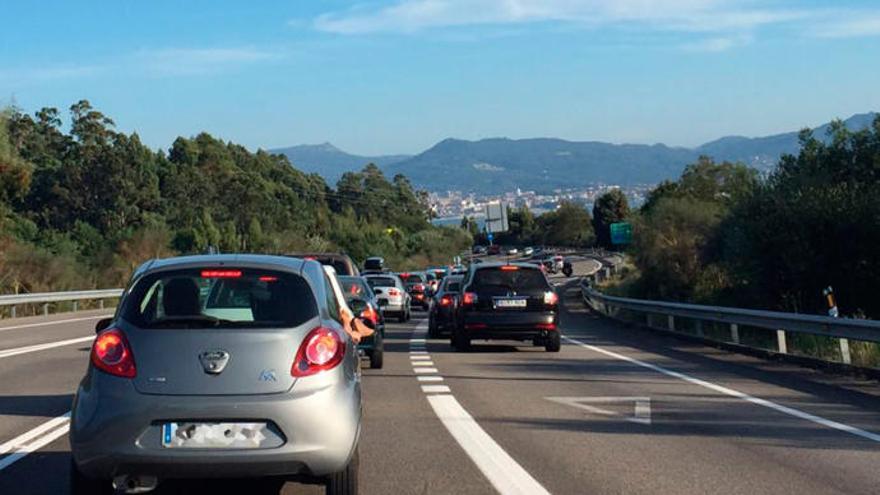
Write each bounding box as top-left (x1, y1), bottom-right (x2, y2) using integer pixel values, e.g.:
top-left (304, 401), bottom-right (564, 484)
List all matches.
top-left (1, 281), bottom-right (879, 494)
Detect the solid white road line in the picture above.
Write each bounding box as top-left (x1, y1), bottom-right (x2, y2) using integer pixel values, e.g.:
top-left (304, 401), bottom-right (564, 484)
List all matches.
top-left (0, 412), bottom-right (71, 457)
top-left (427, 395), bottom-right (551, 495)
top-left (562, 335), bottom-right (880, 443)
top-left (0, 412), bottom-right (72, 472)
top-left (0, 336), bottom-right (94, 359)
top-left (0, 314), bottom-right (110, 333)
top-left (0, 424), bottom-right (70, 471)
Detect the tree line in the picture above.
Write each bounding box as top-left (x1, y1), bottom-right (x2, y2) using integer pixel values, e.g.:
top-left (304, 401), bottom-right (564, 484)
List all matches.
top-left (628, 118), bottom-right (880, 319)
top-left (0, 101), bottom-right (472, 294)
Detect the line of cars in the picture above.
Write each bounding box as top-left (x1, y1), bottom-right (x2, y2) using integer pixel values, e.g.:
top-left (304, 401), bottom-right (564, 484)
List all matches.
top-left (67, 250), bottom-right (562, 494)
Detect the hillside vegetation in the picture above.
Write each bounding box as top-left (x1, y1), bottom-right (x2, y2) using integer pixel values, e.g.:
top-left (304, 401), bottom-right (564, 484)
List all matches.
top-left (0, 101), bottom-right (471, 294)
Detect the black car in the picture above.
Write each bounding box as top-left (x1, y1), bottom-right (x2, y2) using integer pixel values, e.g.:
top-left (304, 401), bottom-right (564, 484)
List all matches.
top-left (453, 262), bottom-right (560, 352)
top-left (428, 275), bottom-right (463, 338)
top-left (362, 256), bottom-right (385, 273)
top-left (399, 272), bottom-right (430, 310)
top-left (339, 276), bottom-right (385, 369)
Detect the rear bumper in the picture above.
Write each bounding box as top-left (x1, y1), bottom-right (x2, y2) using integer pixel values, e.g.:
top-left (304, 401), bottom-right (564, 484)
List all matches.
top-left (461, 311), bottom-right (557, 340)
top-left (71, 368), bottom-right (361, 480)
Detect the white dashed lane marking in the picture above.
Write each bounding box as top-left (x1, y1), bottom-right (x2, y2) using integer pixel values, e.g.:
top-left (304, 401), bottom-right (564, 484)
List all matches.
top-left (409, 320), bottom-right (551, 495)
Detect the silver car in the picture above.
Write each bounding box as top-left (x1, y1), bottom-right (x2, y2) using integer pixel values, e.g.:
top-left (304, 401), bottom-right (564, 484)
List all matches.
top-left (363, 273), bottom-right (410, 323)
top-left (70, 255), bottom-right (362, 494)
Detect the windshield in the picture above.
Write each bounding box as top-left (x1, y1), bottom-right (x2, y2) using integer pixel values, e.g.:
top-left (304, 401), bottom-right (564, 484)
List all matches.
top-left (472, 267), bottom-right (548, 291)
top-left (122, 269), bottom-right (317, 328)
top-left (339, 276), bottom-right (370, 300)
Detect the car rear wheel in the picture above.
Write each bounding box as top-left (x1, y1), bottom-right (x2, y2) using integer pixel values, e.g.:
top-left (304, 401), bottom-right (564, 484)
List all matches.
top-left (545, 332), bottom-right (561, 352)
top-left (326, 447), bottom-right (359, 495)
top-left (452, 327), bottom-right (471, 352)
top-left (70, 460), bottom-right (113, 495)
top-left (370, 334), bottom-right (384, 369)
top-left (428, 318), bottom-right (440, 338)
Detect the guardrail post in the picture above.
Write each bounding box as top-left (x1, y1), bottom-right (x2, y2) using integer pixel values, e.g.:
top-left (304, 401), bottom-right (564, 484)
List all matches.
top-left (72, 301), bottom-right (78, 312)
top-left (42, 303), bottom-right (49, 317)
top-left (730, 324), bottom-right (740, 344)
top-left (776, 330), bottom-right (787, 354)
top-left (99, 299), bottom-right (105, 310)
top-left (668, 315), bottom-right (675, 331)
top-left (839, 338), bottom-right (852, 365)
top-left (695, 320), bottom-right (704, 337)
top-left (10, 306), bottom-right (15, 319)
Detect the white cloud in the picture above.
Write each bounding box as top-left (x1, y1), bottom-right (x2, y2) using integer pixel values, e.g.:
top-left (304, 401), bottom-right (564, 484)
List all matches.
top-left (681, 33), bottom-right (752, 52)
top-left (313, 0), bottom-right (808, 35)
top-left (814, 14), bottom-right (880, 38)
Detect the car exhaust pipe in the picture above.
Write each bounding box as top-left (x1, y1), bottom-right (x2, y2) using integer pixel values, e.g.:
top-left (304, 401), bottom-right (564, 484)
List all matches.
top-left (113, 474), bottom-right (159, 494)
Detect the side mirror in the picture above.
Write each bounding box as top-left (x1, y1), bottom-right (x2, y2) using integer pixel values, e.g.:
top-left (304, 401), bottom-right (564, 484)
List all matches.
top-left (95, 318), bottom-right (113, 333)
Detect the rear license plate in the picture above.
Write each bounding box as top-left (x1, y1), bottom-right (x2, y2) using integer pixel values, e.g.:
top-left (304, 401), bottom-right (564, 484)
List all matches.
top-left (161, 422), bottom-right (268, 449)
top-left (495, 298), bottom-right (527, 308)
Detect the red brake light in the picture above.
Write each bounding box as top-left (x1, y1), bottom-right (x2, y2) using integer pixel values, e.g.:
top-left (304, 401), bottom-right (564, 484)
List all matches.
top-left (500, 265), bottom-right (519, 271)
top-left (201, 270), bottom-right (242, 278)
top-left (360, 305), bottom-right (378, 324)
top-left (440, 295), bottom-right (454, 306)
top-left (544, 291), bottom-right (559, 307)
top-left (91, 329), bottom-right (136, 378)
top-left (292, 327), bottom-right (345, 377)
top-left (259, 276), bottom-right (278, 282)
top-left (462, 292), bottom-right (477, 306)
top-left (536, 322), bottom-right (557, 331)
top-left (401, 273), bottom-right (410, 278)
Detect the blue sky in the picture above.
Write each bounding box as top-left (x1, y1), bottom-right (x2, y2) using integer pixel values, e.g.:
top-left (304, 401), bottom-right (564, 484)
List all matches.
top-left (1, 0), bottom-right (879, 155)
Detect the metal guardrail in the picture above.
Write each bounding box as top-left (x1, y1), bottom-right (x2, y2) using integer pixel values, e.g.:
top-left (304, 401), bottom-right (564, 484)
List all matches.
top-left (580, 279), bottom-right (880, 366)
top-left (0, 289), bottom-right (123, 318)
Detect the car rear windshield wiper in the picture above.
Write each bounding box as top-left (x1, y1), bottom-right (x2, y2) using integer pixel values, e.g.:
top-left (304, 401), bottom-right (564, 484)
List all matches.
top-left (148, 315), bottom-right (223, 328)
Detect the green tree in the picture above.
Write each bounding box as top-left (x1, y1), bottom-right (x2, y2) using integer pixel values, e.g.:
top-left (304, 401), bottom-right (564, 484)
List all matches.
top-left (592, 189), bottom-right (630, 248)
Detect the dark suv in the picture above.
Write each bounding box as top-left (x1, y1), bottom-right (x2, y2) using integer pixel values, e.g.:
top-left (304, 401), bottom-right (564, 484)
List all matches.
top-left (453, 262), bottom-right (560, 352)
top-left (399, 272), bottom-right (430, 310)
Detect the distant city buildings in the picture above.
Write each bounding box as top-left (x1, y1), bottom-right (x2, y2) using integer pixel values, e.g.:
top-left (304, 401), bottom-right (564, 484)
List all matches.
top-left (429, 184), bottom-right (653, 222)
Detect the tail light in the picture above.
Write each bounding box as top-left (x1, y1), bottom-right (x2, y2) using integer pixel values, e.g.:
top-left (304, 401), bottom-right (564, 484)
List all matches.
top-left (462, 292), bottom-right (477, 306)
top-left (388, 288), bottom-right (401, 297)
top-left (414, 284), bottom-right (425, 291)
top-left (536, 322), bottom-right (557, 331)
top-left (91, 329), bottom-right (136, 378)
top-left (360, 305), bottom-right (379, 325)
top-left (292, 327), bottom-right (345, 377)
top-left (544, 291), bottom-right (559, 307)
top-left (440, 295), bottom-right (454, 306)
top-left (500, 265), bottom-right (519, 271)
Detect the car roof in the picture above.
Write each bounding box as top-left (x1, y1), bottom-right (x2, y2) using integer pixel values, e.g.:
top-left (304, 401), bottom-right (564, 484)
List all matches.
top-left (135, 254), bottom-right (307, 276)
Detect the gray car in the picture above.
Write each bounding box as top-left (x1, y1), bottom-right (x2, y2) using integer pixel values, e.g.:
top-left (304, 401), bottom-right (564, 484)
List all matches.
top-left (70, 254), bottom-right (362, 494)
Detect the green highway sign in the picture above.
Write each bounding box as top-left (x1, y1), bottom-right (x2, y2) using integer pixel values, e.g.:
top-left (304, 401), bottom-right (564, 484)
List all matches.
top-left (610, 222), bottom-right (632, 245)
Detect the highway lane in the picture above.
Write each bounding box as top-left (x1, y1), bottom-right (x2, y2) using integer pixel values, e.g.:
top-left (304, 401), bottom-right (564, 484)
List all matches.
top-left (1, 292), bottom-right (879, 493)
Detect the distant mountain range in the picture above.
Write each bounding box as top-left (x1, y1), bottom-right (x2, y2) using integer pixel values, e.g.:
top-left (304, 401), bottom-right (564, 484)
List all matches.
top-left (272, 112), bottom-right (877, 194)
top-left (270, 142), bottom-right (411, 184)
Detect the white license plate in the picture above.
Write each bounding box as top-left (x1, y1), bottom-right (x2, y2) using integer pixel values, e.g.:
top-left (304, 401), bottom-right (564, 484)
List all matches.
top-left (162, 422), bottom-right (268, 449)
top-left (495, 298), bottom-right (527, 308)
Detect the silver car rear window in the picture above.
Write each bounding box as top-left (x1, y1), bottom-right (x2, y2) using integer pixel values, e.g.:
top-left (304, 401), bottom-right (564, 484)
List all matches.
top-left (122, 268), bottom-right (318, 328)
